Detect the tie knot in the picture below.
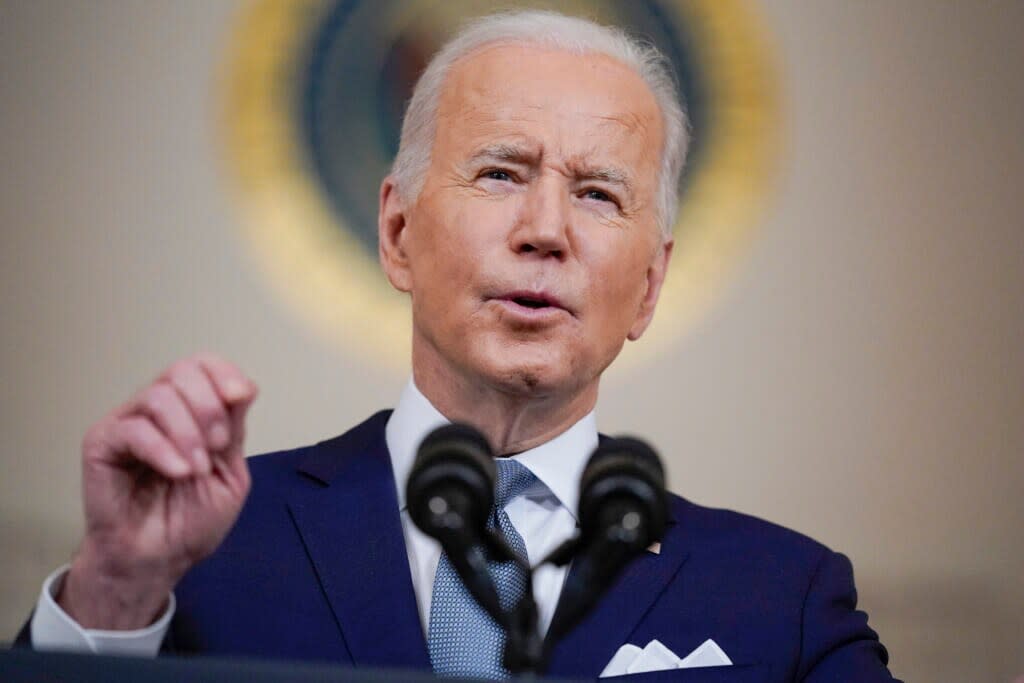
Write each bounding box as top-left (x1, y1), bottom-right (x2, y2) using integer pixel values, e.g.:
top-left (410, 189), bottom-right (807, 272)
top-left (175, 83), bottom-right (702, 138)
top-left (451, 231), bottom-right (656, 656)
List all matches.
top-left (493, 458), bottom-right (535, 510)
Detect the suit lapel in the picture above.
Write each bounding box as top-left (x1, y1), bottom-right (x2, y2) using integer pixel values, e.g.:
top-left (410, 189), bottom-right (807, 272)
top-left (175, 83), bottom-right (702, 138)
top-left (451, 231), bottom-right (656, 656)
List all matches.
top-left (546, 510), bottom-right (690, 678)
top-left (286, 412), bottom-right (430, 670)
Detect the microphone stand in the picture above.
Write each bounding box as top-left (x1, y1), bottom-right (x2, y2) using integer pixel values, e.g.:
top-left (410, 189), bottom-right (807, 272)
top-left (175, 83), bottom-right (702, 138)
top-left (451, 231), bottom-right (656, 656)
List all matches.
top-left (434, 519), bottom-right (654, 676)
top-left (485, 528), bottom-right (543, 676)
top-left (499, 493), bottom-right (663, 674)
top-left (431, 513), bottom-right (544, 676)
top-left (532, 500), bottom-right (655, 674)
top-left (499, 534), bottom-right (647, 675)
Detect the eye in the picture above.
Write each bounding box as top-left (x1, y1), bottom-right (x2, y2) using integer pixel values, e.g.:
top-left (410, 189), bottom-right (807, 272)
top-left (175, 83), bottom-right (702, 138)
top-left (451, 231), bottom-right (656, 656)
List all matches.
top-left (583, 188), bottom-right (615, 204)
top-left (482, 169), bottom-right (514, 182)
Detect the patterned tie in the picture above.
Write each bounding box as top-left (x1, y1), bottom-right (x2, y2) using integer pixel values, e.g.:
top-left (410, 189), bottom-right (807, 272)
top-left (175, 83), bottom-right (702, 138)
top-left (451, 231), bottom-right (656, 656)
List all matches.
top-left (428, 458), bottom-right (536, 679)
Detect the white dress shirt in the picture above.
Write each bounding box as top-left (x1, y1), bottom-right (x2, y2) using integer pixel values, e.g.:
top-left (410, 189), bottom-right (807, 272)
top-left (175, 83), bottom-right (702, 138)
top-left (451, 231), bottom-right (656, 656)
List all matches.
top-left (30, 380), bottom-right (595, 655)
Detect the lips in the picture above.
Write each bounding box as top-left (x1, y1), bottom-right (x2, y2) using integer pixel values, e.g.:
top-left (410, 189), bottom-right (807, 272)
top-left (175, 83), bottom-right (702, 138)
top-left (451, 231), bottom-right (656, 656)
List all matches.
top-left (491, 290), bottom-right (573, 318)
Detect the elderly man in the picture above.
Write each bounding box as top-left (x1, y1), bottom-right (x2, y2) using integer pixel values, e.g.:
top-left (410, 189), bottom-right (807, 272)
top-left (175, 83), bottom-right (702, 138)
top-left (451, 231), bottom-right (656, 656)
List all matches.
top-left (19, 10), bottom-right (897, 682)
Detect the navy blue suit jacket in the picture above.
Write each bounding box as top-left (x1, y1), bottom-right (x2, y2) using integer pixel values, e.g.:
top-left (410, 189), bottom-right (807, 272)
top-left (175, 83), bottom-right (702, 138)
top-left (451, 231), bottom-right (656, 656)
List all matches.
top-left (21, 411), bottom-right (897, 681)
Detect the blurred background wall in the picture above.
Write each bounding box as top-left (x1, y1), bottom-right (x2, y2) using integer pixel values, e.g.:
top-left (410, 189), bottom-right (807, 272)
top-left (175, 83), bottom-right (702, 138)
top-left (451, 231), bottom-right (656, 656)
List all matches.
top-left (1, 1), bottom-right (1021, 681)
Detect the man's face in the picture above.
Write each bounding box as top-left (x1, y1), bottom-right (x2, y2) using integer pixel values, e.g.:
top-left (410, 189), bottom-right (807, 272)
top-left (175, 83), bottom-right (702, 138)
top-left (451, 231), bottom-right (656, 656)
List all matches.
top-left (381, 44), bottom-right (672, 399)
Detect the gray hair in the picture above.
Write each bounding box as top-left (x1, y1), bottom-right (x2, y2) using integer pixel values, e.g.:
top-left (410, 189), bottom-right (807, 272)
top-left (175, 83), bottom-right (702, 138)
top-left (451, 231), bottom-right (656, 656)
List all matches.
top-left (390, 10), bottom-right (690, 240)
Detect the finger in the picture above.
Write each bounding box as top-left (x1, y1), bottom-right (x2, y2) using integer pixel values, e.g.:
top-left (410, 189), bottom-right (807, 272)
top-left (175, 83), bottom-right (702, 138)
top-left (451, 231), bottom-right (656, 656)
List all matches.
top-left (213, 439), bottom-right (251, 499)
top-left (133, 382), bottom-right (210, 475)
top-left (223, 395), bottom-right (255, 459)
top-left (106, 415), bottom-right (192, 479)
top-left (164, 360), bottom-right (232, 453)
top-left (195, 353), bottom-right (258, 406)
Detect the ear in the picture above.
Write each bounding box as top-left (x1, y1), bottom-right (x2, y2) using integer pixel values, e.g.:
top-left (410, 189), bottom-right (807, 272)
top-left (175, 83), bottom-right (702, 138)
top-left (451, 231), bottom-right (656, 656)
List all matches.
top-left (627, 238), bottom-right (673, 341)
top-left (378, 176), bottom-right (413, 293)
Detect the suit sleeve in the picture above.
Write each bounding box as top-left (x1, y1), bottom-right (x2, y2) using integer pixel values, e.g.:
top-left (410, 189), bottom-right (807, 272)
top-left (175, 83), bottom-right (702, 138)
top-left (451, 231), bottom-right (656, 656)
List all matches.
top-left (797, 549), bottom-right (902, 682)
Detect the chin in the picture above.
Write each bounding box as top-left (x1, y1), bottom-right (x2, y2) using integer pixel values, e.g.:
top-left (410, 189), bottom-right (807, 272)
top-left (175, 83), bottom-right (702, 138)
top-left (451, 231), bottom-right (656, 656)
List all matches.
top-left (478, 348), bottom-right (589, 398)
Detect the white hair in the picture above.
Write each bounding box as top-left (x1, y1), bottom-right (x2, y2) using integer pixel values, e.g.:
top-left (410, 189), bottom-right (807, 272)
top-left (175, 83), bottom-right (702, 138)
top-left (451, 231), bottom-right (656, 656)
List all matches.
top-left (390, 10), bottom-right (690, 240)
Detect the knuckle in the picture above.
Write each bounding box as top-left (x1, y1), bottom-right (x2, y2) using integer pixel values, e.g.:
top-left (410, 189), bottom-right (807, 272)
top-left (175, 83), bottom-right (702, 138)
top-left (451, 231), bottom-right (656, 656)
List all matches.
top-left (138, 384), bottom-right (169, 413)
top-left (81, 421), bottom-right (107, 454)
top-left (166, 358), bottom-right (195, 380)
top-left (179, 381), bottom-right (226, 425)
top-left (194, 350), bottom-right (226, 368)
top-left (196, 400), bottom-right (228, 428)
top-left (153, 381), bottom-right (177, 402)
top-left (182, 417), bottom-right (206, 445)
top-left (118, 417), bottom-right (154, 454)
top-left (136, 431), bottom-right (160, 456)
top-left (137, 428), bottom-right (174, 462)
top-left (167, 373), bottom-right (211, 413)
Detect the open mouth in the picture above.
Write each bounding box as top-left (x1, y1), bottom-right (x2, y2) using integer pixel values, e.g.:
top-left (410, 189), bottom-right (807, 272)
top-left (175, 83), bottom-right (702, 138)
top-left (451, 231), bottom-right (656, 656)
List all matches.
top-left (513, 296), bottom-right (551, 309)
top-left (494, 290), bottom-right (571, 317)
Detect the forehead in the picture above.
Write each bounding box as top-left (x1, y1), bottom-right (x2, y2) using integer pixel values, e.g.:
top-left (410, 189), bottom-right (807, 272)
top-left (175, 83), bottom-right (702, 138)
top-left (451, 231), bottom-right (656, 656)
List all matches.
top-left (433, 44), bottom-right (663, 176)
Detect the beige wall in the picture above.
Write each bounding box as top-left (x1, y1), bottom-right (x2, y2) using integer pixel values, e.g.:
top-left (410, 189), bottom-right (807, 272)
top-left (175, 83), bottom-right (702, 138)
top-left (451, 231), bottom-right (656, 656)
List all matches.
top-left (1, 2), bottom-right (1021, 680)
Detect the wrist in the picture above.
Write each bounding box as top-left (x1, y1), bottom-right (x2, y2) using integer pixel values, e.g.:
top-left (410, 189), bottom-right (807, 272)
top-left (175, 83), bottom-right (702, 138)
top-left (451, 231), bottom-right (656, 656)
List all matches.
top-left (58, 541), bottom-right (178, 630)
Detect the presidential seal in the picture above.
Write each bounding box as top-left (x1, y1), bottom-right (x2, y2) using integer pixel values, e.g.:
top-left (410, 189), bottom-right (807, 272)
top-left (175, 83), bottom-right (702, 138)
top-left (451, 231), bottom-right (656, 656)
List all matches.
top-left (220, 0), bottom-right (779, 370)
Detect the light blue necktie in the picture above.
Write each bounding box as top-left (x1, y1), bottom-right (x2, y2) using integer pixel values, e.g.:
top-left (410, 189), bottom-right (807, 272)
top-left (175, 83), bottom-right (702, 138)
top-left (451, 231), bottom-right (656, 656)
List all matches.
top-left (428, 458), bottom-right (536, 680)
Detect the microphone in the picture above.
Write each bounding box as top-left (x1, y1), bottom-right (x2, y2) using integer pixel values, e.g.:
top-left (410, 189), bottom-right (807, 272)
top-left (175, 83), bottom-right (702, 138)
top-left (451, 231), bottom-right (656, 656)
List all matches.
top-left (578, 436), bottom-right (667, 554)
top-left (405, 423), bottom-right (505, 620)
top-left (544, 437), bottom-right (668, 648)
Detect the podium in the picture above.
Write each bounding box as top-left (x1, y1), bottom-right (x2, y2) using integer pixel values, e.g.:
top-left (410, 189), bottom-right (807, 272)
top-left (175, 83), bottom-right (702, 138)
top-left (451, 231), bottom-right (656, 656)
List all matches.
top-left (0, 649), bottom-right (589, 683)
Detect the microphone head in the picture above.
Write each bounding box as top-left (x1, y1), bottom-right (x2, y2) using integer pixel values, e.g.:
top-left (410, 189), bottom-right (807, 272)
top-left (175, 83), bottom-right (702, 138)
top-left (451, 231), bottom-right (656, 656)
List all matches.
top-left (578, 436), bottom-right (668, 550)
top-left (406, 423), bottom-right (496, 540)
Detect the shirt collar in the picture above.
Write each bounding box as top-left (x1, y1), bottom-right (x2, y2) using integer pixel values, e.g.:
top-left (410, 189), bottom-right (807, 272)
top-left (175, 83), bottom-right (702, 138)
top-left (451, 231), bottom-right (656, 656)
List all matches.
top-left (386, 379), bottom-right (596, 521)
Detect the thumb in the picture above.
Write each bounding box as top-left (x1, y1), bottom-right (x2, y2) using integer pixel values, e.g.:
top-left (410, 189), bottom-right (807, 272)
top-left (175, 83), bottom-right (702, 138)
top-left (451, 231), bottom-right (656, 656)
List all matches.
top-left (225, 390), bottom-right (256, 457)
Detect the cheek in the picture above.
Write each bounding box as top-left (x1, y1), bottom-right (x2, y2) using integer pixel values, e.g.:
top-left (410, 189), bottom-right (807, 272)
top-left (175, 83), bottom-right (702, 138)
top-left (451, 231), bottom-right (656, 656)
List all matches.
top-left (567, 269), bottom-right (639, 378)
top-left (408, 197), bottom-right (511, 306)
top-left (586, 246), bottom-right (652, 328)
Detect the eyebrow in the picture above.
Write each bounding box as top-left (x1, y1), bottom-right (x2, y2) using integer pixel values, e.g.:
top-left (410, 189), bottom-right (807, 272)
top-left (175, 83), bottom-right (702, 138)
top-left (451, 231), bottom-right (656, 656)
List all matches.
top-left (577, 166), bottom-right (632, 189)
top-left (467, 143), bottom-right (538, 165)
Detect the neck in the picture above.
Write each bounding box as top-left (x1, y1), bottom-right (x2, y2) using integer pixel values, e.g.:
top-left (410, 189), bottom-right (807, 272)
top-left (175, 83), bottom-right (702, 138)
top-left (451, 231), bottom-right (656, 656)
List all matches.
top-left (412, 350), bottom-right (598, 456)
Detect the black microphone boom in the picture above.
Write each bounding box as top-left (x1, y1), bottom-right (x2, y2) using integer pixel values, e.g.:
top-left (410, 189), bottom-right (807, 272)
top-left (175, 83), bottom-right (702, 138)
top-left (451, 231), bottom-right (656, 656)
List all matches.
top-left (544, 437), bottom-right (668, 651)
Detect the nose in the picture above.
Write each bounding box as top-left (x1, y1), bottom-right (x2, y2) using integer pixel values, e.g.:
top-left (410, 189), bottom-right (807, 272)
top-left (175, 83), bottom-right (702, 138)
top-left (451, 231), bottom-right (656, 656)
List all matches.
top-left (510, 176), bottom-right (570, 259)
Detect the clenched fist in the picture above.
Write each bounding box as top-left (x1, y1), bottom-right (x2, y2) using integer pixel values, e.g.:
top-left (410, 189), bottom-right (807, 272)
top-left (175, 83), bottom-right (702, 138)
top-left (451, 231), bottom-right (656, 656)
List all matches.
top-left (58, 353), bottom-right (258, 630)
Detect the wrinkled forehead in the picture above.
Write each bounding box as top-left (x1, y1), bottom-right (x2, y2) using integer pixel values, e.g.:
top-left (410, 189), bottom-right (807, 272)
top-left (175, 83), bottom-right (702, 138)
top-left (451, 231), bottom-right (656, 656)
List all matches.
top-left (433, 43), bottom-right (664, 182)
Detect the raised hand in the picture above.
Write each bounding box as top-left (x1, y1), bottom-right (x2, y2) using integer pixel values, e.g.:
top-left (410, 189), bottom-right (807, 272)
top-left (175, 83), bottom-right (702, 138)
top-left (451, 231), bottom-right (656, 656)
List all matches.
top-left (58, 353), bottom-right (258, 630)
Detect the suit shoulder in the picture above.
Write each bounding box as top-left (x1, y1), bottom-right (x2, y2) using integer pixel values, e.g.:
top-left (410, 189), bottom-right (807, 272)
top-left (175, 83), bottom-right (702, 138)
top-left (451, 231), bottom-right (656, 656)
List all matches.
top-left (241, 409), bottom-right (392, 497)
top-left (668, 493), bottom-right (832, 564)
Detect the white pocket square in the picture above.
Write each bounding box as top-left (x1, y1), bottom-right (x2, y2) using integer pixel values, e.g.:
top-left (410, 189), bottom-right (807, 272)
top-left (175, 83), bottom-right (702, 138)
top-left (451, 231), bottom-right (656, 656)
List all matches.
top-left (599, 638), bottom-right (732, 677)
